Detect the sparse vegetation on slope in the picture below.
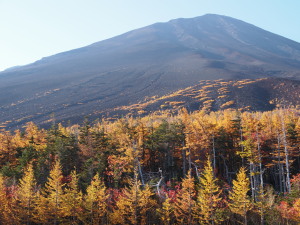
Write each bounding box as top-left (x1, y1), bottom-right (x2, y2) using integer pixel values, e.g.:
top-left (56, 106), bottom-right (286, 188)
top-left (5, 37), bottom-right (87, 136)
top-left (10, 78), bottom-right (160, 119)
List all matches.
top-left (112, 78), bottom-right (300, 117)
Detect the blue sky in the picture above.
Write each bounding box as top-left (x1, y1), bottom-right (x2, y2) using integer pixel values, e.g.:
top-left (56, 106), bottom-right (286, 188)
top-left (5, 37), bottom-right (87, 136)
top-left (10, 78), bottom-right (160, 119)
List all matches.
top-left (0, 0), bottom-right (299, 71)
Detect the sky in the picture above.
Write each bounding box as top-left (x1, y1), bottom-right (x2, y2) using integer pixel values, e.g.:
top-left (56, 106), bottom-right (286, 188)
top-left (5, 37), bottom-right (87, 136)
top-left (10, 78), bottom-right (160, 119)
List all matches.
top-left (1, 0), bottom-right (300, 72)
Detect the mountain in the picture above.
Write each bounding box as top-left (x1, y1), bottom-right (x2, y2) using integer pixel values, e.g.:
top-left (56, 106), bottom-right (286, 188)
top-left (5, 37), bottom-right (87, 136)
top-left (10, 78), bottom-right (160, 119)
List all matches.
top-left (1, 14), bottom-right (300, 129)
top-left (111, 78), bottom-right (300, 117)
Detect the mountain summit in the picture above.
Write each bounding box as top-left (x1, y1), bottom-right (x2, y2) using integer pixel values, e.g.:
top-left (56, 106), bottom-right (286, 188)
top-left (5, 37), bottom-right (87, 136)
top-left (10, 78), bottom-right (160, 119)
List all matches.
top-left (1, 14), bottom-right (300, 129)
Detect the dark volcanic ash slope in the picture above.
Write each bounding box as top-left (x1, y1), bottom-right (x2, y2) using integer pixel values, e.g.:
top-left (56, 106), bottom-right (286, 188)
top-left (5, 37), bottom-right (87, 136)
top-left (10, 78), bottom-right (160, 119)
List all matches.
top-left (111, 78), bottom-right (300, 116)
top-left (1, 14), bottom-right (300, 129)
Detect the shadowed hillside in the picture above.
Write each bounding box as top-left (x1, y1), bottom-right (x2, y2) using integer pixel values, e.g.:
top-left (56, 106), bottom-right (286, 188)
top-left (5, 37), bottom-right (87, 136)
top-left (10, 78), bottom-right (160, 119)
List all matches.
top-left (110, 78), bottom-right (300, 116)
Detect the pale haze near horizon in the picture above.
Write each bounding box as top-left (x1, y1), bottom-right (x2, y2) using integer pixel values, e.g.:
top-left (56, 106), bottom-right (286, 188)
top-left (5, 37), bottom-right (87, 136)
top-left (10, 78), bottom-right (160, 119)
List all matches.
top-left (0, 0), bottom-right (299, 72)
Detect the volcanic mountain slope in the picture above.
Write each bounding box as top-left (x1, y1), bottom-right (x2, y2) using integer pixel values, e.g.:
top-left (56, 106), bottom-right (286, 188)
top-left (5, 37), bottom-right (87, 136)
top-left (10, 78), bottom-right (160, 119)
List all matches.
top-left (110, 78), bottom-right (300, 117)
top-left (1, 14), bottom-right (300, 129)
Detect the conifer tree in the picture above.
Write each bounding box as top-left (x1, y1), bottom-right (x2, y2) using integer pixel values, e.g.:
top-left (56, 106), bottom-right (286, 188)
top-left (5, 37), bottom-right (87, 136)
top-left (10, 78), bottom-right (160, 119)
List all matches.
top-left (174, 170), bottom-right (195, 224)
top-left (0, 174), bottom-right (17, 224)
top-left (0, 130), bottom-right (17, 167)
top-left (61, 170), bottom-right (82, 224)
top-left (110, 178), bottom-right (155, 225)
top-left (254, 186), bottom-right (275, 225)
top-left (16, 163), bottom-right (37, 224)
top-left (229, 167), bottom-right (252, 225)
top-left (157, 196), bottom-right (174, 225)
top-left (24, 122), bottom-right (47, 152)
top-left (83, 173), bottom-right (107, 224)
top-left (194, 157), bottom-right (225, 224)
top-left (34, 159), bottom-right (64, 224)
top-left (138, 184), bottom-right (155, 224)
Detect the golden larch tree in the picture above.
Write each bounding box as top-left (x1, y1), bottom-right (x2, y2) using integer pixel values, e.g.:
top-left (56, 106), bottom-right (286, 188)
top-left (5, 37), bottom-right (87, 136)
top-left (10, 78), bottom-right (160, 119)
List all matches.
top-left (83, 173), bottom-right (107, 224)
top-left (229, 167), bottom-right (252, 225)
top-left (16, 163), bottom-right (37, 224)
top-left (23, 122), bottom-right (47, 152)
top-left (174, 171), bottom-right (196, 224)
top-left (61, 170), bottom-right (83, 224)
top-left (194, 157), bottom-right (225, 224)
top-left (34, 159), bottom-right (65, 224)
top-left (157, 196), bottom-right (174, 225)
top-left (110, 178), bottom-right (155, 225)
top-left (0, 174), bottom-right (17, 224)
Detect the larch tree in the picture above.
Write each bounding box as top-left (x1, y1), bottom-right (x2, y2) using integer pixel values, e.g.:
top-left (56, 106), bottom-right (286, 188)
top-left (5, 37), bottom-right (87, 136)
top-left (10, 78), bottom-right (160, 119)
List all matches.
top-left (269, 110), bottom-right (293, 194)
top-left (23, 122), bottom-right (47, 152)
top-left (138, 184), bottom-right (156, 224)
top-left (0, 174), bottom-right (17, 224)
top-left (254, 186), bottom-right (275, 225)
top-left (279, 110), bottom-right (291, 193)
top-left (229, 167), bottom-right (252, 225)
top-left (239, 112), bottom-right (263, 201)
top-left (194, 157), bottom-right (225, 224)
top-left (109, 177), bottom-right (155, 225)
top-left (83, 173), bottom-right (107, 224)
top-left (0, 130), bottom-right (17, 167)
top-left (34, 159), bottom-right (65, 224)
top-left (174, 170), bottom-right (196, 225)
top-left (268, 111), bottom-right (287, 193)
top-left (61, 170), bottom-right (83, 224)
top-left (157, 196), bottom-right (174, 225)
top-left (16, 163), bottom-right (37, 224)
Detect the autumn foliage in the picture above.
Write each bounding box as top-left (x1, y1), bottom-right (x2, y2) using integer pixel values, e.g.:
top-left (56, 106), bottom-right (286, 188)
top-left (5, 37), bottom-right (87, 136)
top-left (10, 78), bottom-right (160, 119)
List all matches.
top-left (0, 108), bottom-right (299, 224)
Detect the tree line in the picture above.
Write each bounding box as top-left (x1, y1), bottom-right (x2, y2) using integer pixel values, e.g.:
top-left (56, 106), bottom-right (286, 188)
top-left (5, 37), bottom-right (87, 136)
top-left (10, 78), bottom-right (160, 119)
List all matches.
top-left (0, 108), bottom-right (299, 224)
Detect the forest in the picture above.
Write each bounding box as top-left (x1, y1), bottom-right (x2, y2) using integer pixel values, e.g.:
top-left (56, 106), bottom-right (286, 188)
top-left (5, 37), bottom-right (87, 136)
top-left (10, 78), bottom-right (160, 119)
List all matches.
top-left (0, 108), bottom-right (299, 224)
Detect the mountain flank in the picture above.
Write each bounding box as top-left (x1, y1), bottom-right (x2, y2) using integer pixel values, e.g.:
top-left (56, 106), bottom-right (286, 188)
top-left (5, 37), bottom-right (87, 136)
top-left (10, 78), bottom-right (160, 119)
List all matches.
top-left (1, 14), bottom-right (300, 129)
top-left (110, 78), bottom-right (300, 117)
